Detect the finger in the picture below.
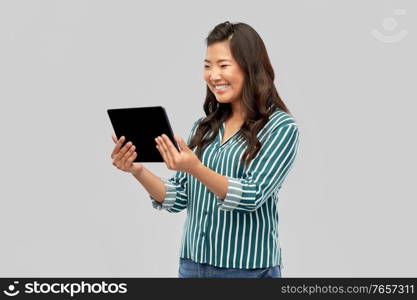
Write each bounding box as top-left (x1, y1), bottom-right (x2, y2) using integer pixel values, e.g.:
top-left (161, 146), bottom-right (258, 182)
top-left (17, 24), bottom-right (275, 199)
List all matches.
top-left (157, 136), bottom-right (172, 168)
top-left (175, 135), bottom-right (188, 152)
top-left (174, 135), bottom-right (182, 151)
top-left (162, 134), bottom-right (177, 152)
top-left (111, 136), bottom-right (125, 159)
top-left (156, 141), bottom-right (170, 168)
top-left (118, 146), bottom-right (132, 169)
top-left (162, 134), bottom-right (180, 163)
top-left (123, 146), bottom-right (136, 169)
top-left (126, 151), bottom-right (137, 167)
top-left (174, 134), bottom-right (181, 144)
top-left (115, 141), bottom-right (133, 161)
top-left (112, 134), bottom-right (117, 144)
top-left (179, 138), bottom-right (187, 152)
top-left (121, 144), bottom-right (135, 169)
top-left (156, 138), bottom-right (169, 166)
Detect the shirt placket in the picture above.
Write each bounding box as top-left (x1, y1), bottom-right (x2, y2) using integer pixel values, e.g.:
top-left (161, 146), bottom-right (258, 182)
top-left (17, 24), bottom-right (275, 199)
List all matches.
top-left (201, 131), bottom-right (225, 263)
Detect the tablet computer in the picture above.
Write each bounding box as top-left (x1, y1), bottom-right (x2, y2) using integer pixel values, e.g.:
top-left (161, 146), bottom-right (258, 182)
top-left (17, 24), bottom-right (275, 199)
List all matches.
top-left (107, 106), bottom-right (179, 163)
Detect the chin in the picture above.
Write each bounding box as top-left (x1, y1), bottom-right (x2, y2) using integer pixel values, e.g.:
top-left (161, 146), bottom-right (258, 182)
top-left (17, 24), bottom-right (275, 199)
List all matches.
top-left (215, 98), bottom-right (230, 104)
top-left (215, 94), bottom-right (232, 103)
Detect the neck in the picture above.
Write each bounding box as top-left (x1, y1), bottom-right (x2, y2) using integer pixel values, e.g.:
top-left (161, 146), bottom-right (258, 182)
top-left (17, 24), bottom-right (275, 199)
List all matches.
top-left (229, 101), bottom-right (245, 121)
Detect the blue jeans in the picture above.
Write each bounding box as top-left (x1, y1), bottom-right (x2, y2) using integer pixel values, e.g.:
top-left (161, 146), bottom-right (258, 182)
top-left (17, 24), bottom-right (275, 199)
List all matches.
top-left (178, 258), bottom-right (282, 278)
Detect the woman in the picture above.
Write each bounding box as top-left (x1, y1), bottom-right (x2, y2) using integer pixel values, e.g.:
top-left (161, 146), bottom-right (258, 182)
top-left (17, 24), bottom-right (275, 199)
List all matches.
top-left (110, 21), bottom-right (300, 278)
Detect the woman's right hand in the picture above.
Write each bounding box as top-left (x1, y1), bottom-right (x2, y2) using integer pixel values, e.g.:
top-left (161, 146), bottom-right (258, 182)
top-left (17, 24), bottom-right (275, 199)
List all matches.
top-left (111, 134), bottom-right (143, 174)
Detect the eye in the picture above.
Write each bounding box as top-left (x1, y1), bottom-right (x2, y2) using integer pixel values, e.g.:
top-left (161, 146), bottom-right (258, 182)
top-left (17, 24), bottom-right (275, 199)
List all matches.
top-left (204, 65), bottom-right (210, 68)
top-left (221, 65), bottom-right (229, 68)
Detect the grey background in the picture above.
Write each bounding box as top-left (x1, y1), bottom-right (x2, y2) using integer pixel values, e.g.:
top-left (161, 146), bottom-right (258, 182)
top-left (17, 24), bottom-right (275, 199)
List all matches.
top-left (0, 0), bottom-right (415, 277)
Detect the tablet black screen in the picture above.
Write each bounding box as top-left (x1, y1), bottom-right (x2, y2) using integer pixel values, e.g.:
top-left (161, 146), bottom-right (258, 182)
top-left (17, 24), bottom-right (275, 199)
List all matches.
top-left (107, 106), bottom-right (179, 163)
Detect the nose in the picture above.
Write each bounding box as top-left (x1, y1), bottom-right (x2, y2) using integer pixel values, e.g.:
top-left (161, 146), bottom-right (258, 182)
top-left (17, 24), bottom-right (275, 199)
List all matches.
top-left (209, 71), bottom-right (222, 82)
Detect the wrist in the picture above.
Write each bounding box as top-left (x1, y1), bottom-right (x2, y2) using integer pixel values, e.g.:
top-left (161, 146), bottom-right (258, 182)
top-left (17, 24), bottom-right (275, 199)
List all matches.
top-left (131, 165), bottom-right (144, 178)
top-left (189, 162), bottom-right (204, 177)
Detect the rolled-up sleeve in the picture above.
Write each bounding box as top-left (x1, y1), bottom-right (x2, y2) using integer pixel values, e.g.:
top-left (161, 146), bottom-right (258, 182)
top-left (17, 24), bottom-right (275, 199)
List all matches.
top-left (151, 171), bottom-right (188, 212)
top-left (216, 123), bottom-right (300, 213)
top-left (150, 117), bottom-right (203, 212)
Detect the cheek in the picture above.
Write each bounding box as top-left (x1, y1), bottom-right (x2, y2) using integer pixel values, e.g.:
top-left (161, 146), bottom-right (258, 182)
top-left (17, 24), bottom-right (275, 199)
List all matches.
top-left (229, 74), bottom-right (243, 88)
top-left (203, 72), bottom-right (210, 83)
top-left (232, 79), bottom-right (244, 95)
top-left (228, 69), bottom-right (243, 85)
top-left (235, 74), bottom-right (244, 89)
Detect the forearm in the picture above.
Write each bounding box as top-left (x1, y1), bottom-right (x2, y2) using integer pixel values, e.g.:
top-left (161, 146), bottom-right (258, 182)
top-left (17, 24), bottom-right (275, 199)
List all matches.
top-left (190, 163), bottom-right (228, 200)
top-left (131, 166), bottom-right (166, 204)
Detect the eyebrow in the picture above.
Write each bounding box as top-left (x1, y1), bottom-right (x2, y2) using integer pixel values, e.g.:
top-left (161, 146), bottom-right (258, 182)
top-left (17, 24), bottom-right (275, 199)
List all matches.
top-left (204, 59), bottom-right (232, 63)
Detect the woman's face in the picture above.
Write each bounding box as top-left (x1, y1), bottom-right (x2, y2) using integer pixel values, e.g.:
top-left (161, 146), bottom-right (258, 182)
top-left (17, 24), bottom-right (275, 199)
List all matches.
top-left (204, 41), bottom-right (245, 105)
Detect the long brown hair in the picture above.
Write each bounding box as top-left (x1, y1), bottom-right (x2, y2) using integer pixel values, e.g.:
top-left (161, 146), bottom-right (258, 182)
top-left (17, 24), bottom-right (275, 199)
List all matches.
top-left (189, 21), bottom-right (293, 169)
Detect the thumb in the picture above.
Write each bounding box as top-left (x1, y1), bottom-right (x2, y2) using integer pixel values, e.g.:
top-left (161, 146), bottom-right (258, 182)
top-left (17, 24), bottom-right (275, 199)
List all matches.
top-left (175, 135), bottom-right (189, 152)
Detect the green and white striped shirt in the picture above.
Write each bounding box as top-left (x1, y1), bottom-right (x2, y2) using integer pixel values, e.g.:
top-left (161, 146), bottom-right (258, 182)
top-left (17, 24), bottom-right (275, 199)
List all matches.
top-left (151, 108), bottom-right (300, 269)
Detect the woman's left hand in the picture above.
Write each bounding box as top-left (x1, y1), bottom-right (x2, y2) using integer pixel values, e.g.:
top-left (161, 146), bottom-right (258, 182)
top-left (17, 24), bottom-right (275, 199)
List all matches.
top-left (155, 134), bottom-right (201, 175)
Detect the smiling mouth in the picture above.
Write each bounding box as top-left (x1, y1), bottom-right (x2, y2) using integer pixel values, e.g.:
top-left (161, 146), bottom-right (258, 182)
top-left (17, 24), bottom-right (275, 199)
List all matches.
top-left (214, 84), bottom-right (230, 91)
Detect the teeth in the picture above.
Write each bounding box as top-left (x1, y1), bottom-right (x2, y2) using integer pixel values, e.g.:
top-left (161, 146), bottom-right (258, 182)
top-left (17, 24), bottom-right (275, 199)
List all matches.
top-left (215, 85), bottom-right (230, 90)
